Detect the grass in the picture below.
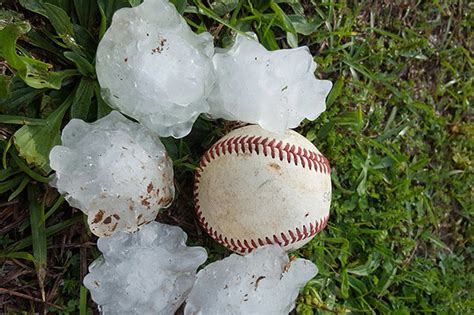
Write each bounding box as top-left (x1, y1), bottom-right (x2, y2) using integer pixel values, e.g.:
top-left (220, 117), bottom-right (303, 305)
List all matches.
top-left (0, 0), bottom-right (472, 314)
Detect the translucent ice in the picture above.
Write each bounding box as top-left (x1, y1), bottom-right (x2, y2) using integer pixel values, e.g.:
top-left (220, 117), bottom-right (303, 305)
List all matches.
top-left (208, 33), bottom-right (333, 133)
top-left (96, 0), bottom-right (215, 138)
top-left (49, 111), bottom-right (174, 237)
top-left (184, 245), bottom-right (317, 315)
top-left (84, 222), bottom-right (208, 314)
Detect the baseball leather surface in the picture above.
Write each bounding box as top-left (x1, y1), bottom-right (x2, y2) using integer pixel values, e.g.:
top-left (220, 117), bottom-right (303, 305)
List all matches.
top-left (194, 125), bottom-right (331, 253)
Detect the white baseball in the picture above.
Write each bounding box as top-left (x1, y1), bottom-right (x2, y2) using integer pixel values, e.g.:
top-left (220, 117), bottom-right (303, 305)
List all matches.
top-left (194, 125), bottom-right (331, 253)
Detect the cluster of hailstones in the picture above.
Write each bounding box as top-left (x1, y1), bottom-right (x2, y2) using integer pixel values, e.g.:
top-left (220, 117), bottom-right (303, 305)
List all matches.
top-left (49, 0), bottom-right (333, 313)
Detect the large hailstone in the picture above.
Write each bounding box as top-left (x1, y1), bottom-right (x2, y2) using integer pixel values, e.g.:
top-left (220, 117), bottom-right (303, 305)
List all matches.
top-left (49, 111), bottom-right (174, 237)
top-left (184, 245), bottom-right (317, 315)
top-left (96, 0), bottom-right (215, 138)
top-left (208, 33), bottom-right (332, 134)
top-left (84, 222), bottom-right (208, 314)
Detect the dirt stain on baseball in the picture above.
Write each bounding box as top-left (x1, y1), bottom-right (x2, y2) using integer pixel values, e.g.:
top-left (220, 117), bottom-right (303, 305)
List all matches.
top-left (268, 162), bottom-right (281, 171)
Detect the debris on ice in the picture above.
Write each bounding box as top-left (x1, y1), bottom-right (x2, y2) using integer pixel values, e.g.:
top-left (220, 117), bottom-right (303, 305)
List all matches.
top-left (49, 111), bottom-right (174, 237)
top-left (184, 245), bottom-right (317, 315)
top-left (84, 222), bottom-right (208, 314)
top-left (96, 0), bottom-right (215, 138)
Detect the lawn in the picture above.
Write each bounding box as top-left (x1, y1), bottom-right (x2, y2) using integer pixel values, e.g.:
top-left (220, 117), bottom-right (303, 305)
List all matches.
top-left (0, 0), bottom-right (472, 314)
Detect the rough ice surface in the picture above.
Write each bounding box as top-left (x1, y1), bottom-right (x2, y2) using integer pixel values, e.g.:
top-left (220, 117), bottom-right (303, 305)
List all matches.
top-left (84, 222), bottom-right (208, 315)
top-left (96, 0), bottom-right (215, 138)
top-left (185, 245), bottom-right (317, 315)
top-left (49, 111), bottom-right (174, 237)
top-left (208, 33), bottom-right (333, 134)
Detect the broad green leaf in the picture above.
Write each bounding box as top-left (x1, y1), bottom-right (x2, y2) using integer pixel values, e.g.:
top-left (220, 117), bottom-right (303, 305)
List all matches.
top-left (70, 77), bottom-right (95, 120)
top-left (0, 22), bottom-right (78, 89)
top-left (316, 120), bottom-right (335, 140)
top-left (326, 77), bottom-right (343, 107)
top-left (270, 2), bottom-right (297, 47)
top-left (346, 254), bottom-right (380, 276)
top-left (0, 74), bottom-right (12, 98)
top-left (18, 0), bottom-right (47, 16)
top-left (97, 0), bottom-right (130, 29)
top-left (260, 28), bottom-right (279, 51)
top-left (274, 0), bottom-right (304, 15)
top-left (74, 0), bottom-right (98, 28)
top-left (10, 152), bottom-right (51, 182)
top-left (64, 51), bottom-right (95, 77)
top-left (288, 15), bottom-right (322, 35)
top-left (375, 262), bottom-right (397, 295)
top-left (43, 2), bottom-right (74, 35)
top-left (195, 0), bottom-right (242, 34)
top-left (128, 0), bottom-right (143, 6)
top-left (13, 94), bottom-right (73, 171)
top-left (46, 0), bottom-right (74, 13)
top-left (169, 0), bottom-right (186, 13)
top-left (42, 2), bottom-right (84, 53)
top-left (286, 32), bottom-right (298, 48)
top-left (210, 0), bottom-right (239, 16)
top-left (73, 24), bottom-right (98, 59)
top-left (348, 276), bottom-right (368, 294)
top-left (95, 82), bottom-right (112, 118)
top-left (25, 29), bottom-right (67, 62)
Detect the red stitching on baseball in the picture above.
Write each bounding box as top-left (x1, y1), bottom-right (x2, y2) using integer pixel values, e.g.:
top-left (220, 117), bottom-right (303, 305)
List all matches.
top-left (194, 134), bottom-right (331, 253)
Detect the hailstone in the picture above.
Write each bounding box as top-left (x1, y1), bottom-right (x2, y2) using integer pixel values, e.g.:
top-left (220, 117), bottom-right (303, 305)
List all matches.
top-left (184, 245), bottom-right (317, 315)
top-left (83, 222), bottom-right (208, 315)
top-left (96, 0), bottom-right (215, 138)
top-left (49, 111), bottom-right (174, 237)
top-left (208, 33), bottom-right (333, 134)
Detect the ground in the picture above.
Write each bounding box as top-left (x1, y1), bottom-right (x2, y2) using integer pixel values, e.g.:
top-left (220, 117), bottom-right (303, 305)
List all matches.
top-left (0, 0), bottom-right (472, 314)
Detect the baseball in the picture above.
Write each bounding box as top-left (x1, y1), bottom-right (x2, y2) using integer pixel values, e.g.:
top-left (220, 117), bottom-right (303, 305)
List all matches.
top-left (194, 125), bottom-right (332, 254)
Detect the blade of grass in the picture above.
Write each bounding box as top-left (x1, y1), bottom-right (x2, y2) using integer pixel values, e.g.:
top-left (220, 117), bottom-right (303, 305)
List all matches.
top-left (7, 215), bottom-right (83, 252)
top-left (0, 115), bottom-right (46, 125)
top-left (44, 195), bottom-right (65, 222)
top-left (20, 195), bottom-right (65, 232)
top-left (0, 176), bottom-right (23, 194)
top-left (194, 0), bottom-right (244, 34)
top-left (8, 175), bottom-right (30, 201)
top-left (0, 251), bottom-right (36, 263)
top-left (28, 184), bottom-right (47, 302)
top-left (80, 285), bottom-right (88, 315)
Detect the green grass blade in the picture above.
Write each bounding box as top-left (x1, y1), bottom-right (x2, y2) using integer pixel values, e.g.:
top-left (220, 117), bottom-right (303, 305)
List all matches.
top-left (28, 184), bottom-right (47, 301)
top-left (80, 285), bottom-right (88, 315)
top-left (7, 215), bottom-right (83, 252)
top-left (0, 115), bottom-right (46, 125)
top-left (7, 175), bottom-right (30, 201)
top-left (0, 251), bottom-right (36, 263)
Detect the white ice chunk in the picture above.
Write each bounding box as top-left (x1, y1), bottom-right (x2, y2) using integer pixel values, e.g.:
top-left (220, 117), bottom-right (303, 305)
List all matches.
top-left (208, 33), bottom-right (333, 133)
top-left (49, 111), bottom-right (174, 237)
top-left (184, 245), bottom-right (317, 315)
top-left (84, 222), bottom-right (208, 315)
top-left (96, 0), bottom-right (215, 138)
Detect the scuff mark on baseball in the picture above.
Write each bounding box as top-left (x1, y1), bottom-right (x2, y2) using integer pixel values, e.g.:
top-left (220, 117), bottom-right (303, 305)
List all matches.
top-left (194, 125), bottom-right (332, 254)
